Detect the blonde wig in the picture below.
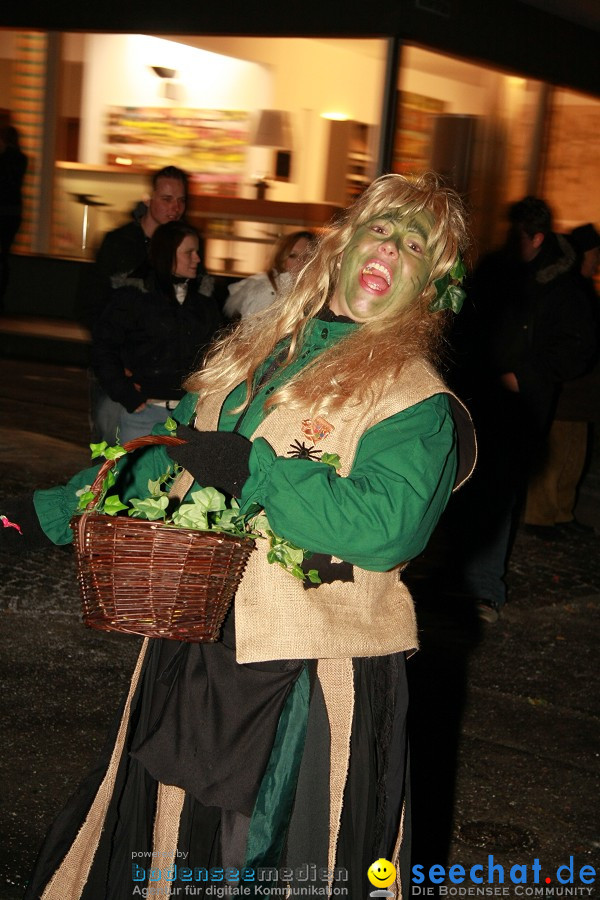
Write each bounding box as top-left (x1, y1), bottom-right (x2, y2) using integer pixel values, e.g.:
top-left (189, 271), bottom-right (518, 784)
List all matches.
top-left (185, 172), bottom-right (469, 417)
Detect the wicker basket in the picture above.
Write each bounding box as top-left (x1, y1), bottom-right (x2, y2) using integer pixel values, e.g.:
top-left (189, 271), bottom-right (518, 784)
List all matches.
top-left (70, 434), bottom-right (255, 641)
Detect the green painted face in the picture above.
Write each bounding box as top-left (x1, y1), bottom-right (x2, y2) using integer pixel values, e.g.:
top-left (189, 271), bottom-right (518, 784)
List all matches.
top-left (329, 210), bottom-right (435, 323)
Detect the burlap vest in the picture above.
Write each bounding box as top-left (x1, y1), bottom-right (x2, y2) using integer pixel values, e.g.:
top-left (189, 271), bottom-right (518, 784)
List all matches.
top-left (40, 359), bottom-right (475, 900)
top-left (194, 355), bottom-right (476, 664)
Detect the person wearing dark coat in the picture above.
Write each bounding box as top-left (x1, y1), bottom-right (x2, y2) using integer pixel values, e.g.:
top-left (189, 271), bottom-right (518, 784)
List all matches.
top-left (449, 196), bottom-right (597, 621)
top-left (80, 165), bottom-right (190, 329)
top-left (524, 223), bottom-right (600, 534)
top-left (80, 166), bottom-right (190, 442)
top-left (92, 221), bottom-right (224, 443)
top-left (0, 125), bottom-right (28, 307)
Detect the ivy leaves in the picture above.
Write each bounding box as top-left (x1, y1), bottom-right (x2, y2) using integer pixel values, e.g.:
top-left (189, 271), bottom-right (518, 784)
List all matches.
top-left (90, 441), bottom-right (127, 462)
top-left (320, 452), bottom-right (341, 470)
top-left (171, 487), bottom-right (233, 532)
top-left (430, 253), bottom-right (467, 314)
top-left (252, 512), bottom-right (321, 584)
top-left (76, 428), bottom-right (322, 583)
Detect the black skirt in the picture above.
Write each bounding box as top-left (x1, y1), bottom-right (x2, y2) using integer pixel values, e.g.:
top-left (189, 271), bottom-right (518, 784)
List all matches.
top-left (24, 606), bottom-right (410, 900)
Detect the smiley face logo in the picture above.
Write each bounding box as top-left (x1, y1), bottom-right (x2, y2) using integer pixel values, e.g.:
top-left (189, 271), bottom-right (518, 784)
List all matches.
top-left (367, 858), bottom-right (397, 888)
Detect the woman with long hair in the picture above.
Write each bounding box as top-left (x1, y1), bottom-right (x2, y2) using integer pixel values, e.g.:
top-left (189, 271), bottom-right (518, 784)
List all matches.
top-left (223, 229), bottom-right (315, 320)
top-left (92, 220), bottom-right (223, 443)
top-left (19, 173), bottom-right (475, 900)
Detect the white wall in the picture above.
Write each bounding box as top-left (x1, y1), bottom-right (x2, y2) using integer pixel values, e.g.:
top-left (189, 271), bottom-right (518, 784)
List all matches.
top-left (73, 34), bottom-right (388, 272)
top-left (399, 51), bottom-right (492, 115)
top-left (189, 37), bottom-right (387, 202)
top-left (79, 34), bottom-right (272, 165)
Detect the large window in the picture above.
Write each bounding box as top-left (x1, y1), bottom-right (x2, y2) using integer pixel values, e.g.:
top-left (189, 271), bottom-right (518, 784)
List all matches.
top-left (1, 30), bottom-right (598, 271)
top-left (395, 45), bottom-right (547, 255)
top-left (1, 31), bottom-right (387, 271)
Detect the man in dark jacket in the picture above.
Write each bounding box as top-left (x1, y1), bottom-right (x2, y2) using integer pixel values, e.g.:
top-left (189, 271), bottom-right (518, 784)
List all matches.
top-left (80, 165), bottom-right (190, 329)
top-left (80, 166), bottom-right (194, 442)
top-left (450, 197), bottom-right (597, 621)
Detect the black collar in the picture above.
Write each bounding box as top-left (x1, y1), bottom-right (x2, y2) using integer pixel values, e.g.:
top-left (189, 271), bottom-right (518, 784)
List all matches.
top-left (317, 306), bottom-right (355, 325)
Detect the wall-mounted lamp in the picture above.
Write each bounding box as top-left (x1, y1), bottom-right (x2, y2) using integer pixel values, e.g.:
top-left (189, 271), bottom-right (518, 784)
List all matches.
top-left (151, 66), bottom-right (177, 80)
top-left (149, 65), bottom-right (183, 102)
top-left (250, 109), bottom-right (293, 199)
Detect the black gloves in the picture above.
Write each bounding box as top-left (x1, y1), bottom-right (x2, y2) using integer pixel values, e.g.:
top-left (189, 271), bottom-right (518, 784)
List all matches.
top-left (1, 495), bottom-right (52, 551)
top-left (166, 427), bottom-right (252, 497)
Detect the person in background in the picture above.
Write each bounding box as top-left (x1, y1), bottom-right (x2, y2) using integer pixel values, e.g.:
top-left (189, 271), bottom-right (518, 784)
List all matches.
top-left (0, 125), bottom-right (28, 310)
top-left (223, 229), bottom-right (315, 320)
top-left (449, 197), bottom-right (597, 622)
top-left (12, 172), bottom-right (476, 899)
top-left (523, 222), bottom-right (600, 536)
top-left (92, 221), bottom-right (224, 443)
top-left (85, 165), bottom-right (190, 323)
top-left (80, 165), bottom-right (194, 443)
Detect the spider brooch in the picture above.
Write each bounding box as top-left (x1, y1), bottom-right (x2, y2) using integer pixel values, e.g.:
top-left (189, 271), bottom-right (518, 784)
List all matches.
top-left (287, 440), bottom-right (322, 461)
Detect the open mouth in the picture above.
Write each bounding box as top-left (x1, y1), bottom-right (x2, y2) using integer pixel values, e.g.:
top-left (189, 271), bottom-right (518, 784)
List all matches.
top-left (360, 260), bottom-right (392, 293)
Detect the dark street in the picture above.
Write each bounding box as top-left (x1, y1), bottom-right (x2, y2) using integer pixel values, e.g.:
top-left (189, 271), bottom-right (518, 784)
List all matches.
top-left (1, 358), bottom-right (599, 899)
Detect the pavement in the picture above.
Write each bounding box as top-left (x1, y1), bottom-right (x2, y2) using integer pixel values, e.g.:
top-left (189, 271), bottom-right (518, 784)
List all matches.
top-left (1, 358), bottom-right (599, 899)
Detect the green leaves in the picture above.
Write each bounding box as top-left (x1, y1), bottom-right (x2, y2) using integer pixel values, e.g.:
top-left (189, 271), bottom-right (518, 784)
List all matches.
top-left (103, 495), bottom-right (129, 516)
top-left (147, 468), bottom-right (178, 498)
top-left (320, 452), bottom-right (341, 470)
top-left (90, 441), bottom-right (126, 461)
top-left (129, 495), bottom-right (169, 521)
top-left (430, 252), bottom-right (467, 314)
top-left (250, 512), bottom-right (321, 583)
top-left (171, 487), bottom-right (227, 531)
top-left (213, 506), bottom-right (244, 534)
top-left (450, 254), bottom-right (467, 282)
top-left (77, 436), bottom-right (321, 584)
top-left (429, 283), bottom-right (466, 314)
top-left (76, 490), bottom-right (95, 511)
top-left (76, 469), bottom-right (117, 511)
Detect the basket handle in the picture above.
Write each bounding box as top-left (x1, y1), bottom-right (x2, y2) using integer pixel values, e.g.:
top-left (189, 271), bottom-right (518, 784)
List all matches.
top-left (84, 434), bottom-right (187, 513)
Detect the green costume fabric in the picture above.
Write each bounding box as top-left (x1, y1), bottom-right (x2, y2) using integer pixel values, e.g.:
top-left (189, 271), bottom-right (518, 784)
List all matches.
top-left (244, 664), bottom-right (311, 869)
top-left (26, 315), bottom-right (462, 896)
top-left (34, 318), bottom-right (457, 570)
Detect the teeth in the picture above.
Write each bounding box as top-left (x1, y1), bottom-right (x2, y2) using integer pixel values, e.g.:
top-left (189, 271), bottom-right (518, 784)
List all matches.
top-left (362, 262), bottom-right (391, 285)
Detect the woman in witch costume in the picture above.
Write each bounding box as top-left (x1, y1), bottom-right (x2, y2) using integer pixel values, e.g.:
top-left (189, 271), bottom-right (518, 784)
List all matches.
top-left (16, 172), bottom-right (475, 899)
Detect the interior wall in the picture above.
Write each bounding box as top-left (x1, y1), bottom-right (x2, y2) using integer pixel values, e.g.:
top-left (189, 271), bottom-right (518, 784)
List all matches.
top-left (2, 31), bottom-right (387, 209)
top-left (79, 34), bottom-right (272, 167)
top-left (399, 57), bottom-right (491, 115)
top-left (170, 36), bottom-right (387, 203)
top-left (0, 32), bottom-right (17, 118)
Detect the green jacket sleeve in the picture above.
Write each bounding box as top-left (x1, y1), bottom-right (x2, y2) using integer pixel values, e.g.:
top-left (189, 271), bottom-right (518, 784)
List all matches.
top-left (240, 394), bottom-right (457, 571)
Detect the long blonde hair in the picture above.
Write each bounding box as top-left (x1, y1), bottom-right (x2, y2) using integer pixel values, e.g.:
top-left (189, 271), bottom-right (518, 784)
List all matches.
top-left (185, 172), bottom-right (469, 416)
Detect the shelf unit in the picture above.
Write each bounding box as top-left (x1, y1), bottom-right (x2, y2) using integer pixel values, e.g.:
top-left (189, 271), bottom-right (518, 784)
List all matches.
top-left (323, 120), bottom-right (376, 206)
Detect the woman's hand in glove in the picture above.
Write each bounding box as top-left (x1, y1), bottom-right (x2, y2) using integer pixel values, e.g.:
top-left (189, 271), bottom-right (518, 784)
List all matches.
top-left (166, 427), bottom-right (253, 497)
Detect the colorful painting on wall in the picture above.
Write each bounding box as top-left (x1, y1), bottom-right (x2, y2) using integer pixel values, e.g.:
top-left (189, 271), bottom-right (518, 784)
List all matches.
top-left (393, 91), bottom-right (446, 176)
top-left (105, 107), bottom-right (250, 195)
